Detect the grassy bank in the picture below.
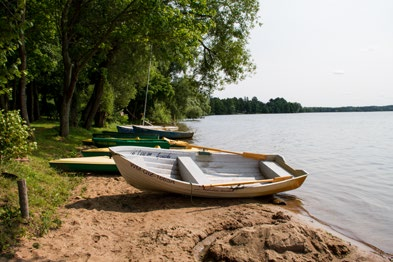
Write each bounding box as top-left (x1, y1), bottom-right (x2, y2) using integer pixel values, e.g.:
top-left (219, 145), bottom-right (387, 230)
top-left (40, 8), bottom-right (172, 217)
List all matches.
top-left (0, 120), bottom-right (111, 257)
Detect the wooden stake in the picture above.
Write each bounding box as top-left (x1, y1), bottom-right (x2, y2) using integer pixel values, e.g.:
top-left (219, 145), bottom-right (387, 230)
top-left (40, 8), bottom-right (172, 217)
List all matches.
top-left (17, 179), bottom-right (29, 219)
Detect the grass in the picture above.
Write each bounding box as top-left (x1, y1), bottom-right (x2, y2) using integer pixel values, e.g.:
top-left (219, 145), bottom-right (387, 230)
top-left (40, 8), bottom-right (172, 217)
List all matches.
top-left (0, 119), bottom-right (114, 257)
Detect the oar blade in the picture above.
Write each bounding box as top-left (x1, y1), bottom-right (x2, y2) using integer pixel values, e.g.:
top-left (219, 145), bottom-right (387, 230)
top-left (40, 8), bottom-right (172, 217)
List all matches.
top-left (242, 152), bottom-right (267, 160)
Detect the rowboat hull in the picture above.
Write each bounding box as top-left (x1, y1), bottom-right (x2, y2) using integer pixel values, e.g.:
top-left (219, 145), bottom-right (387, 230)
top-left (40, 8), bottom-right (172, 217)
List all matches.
top-left (110, 146), bottom-right (308, 198)
top-left (81, 148), bottom-right (111, 157)
top-left (81, 145), bottom-right (204, 157)
top-left (49, 156), bottom-right (118, 173)
top-left (132, 125), bottom-right (194, 139)
top-left (92, 137), bottom-right (171, 148)
top-left (93, 132), bottom-right (159, 139)
top-left (116, 125), bottom-right (179, 134)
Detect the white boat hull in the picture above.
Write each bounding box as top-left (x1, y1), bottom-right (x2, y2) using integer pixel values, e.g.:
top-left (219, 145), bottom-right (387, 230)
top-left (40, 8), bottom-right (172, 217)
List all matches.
top-left (110, 146), bottom-right (308, 198)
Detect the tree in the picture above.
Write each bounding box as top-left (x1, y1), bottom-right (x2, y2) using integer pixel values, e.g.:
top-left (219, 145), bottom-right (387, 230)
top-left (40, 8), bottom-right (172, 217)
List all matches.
top-left (171, 76), bottom-right (210, 120)
top-left (1, 0), bottom-right (259, 133)
top-left (193, 0), bottom-right (260, 92)
top-left (209, 96), bottom-right (303, 115)
top-left (0, 1), bottom-right (23, 108)
top-left (58, 0), bottom-right (145, 136)
top-left (57, 0), bottom-right (217, 136)
top-left (25, 0), bottom-right (63, 122)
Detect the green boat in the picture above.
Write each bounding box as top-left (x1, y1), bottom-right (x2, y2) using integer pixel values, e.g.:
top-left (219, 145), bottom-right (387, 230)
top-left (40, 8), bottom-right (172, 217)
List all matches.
top-left (81, 148), bottom-right (111, 157)
top-left (92, 132), bottom-right (159, 139)
top-left (92, 137), bottom-right (171, 148)
top-left (49, 156), bottom-right (118, 173)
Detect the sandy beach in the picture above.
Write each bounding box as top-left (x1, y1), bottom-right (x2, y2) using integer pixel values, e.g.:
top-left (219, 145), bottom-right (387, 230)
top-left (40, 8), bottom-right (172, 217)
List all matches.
top-left (7, 175), bottom-right (391, 261)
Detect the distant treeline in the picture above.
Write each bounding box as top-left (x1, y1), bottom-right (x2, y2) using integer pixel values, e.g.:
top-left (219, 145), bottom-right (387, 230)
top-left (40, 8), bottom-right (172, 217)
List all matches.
top-left (209, 96), bottom-right (393, 115)
top-left (302, 105), bottom-right (393, 112)
top-left (210, 97), bottom-right (302, 115)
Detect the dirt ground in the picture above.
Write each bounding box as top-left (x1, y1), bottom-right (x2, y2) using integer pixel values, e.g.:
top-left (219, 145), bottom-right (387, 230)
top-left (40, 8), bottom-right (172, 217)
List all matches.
top-left (6, 175), bottom-right (391, 262)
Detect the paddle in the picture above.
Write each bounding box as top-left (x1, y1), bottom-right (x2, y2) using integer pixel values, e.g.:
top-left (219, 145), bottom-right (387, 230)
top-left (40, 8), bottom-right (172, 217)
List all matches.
top-left (205, 175), bottom-right (293, 187)
top-left (165, 138), bottom-right (268, 160)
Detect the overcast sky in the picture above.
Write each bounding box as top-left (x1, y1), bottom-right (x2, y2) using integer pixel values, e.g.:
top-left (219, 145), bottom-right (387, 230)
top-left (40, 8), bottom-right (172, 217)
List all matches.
top-left (213, 0), bottom-right (393, 107)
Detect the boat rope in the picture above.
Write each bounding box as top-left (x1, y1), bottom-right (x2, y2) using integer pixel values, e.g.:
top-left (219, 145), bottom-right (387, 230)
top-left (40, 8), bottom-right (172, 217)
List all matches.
top-left (189, 182), bottom-right (195, 205)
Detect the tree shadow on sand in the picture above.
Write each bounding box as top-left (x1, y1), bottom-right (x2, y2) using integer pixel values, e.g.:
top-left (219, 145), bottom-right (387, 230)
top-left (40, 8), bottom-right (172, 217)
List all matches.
top-left (66, 192), bottom-right (276, 213)
top-left (65, 192), bottom-right (301, 213)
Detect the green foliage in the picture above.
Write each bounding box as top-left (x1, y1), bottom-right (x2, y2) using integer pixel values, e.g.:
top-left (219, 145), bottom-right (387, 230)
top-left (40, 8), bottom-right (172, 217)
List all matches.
top-left (185, 106), bottom-right (204, 119)
top-left (193, 0), bottom-right (261, 91)
top-left (1, 0), bottom-right (260, 134)
top-left (303, 105), bottom-right (393, 112)
top-left (148, 101), bottom-right (172, 124)
top-left (0, 204), bottom-right (25, 255)
top-left (210, 96), bottom-right (303, 115)
top-left (0, 110), bottom-right (37, 161)
top-left (0, 10), bottom-right (21, 96)
top-left (99, 83), bottom-right (115, 120)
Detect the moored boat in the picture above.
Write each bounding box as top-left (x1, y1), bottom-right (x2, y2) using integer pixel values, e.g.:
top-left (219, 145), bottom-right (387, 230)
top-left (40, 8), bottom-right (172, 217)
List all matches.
top-left (109, 146), bottom-right (308, 198)
top-left (81, 147), bottom-right (111, 157)
top-left (92, 132), bottom-right (159, 139)
top-left (132, 125), bottom-right (194, 139)
top-left (49, 156), bottom-right (118, 173)
top-left (116, 125), bottom-right (179, 134)
top-left (92, 137), bottom-right (171, 148)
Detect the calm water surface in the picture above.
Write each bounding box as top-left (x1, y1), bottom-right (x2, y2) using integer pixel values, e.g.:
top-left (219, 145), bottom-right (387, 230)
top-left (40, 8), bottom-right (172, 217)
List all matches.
top-left (183, 112), bottom-right (393, 254)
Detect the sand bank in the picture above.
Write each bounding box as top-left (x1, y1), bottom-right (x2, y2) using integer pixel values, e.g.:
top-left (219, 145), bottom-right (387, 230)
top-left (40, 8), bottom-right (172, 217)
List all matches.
top-left (7, 176), bottom-right (391, 261)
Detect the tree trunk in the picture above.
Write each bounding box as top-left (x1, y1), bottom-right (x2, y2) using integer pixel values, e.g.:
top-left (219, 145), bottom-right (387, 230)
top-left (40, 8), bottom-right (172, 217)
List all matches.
top-left (70, 93), bottom-right (79, 127)
top-left (27, 85), bottom-right (33, 121)
top-left (60, 1), bottom-right (79, 137)
top-left (0, 94), bottom-right (9, 110)
top-left (18, 0), bottom-right (29, 125)
top-left (60, 66), bottom-right (78, 137)
top-left (33, 84), bottom-right (40, 121)
top-left (94, 111), bottom-right (106, 127)
top-left (82, 46), bottom-right (117, 130)
top-left (82, 72), bottom-right (105, 129)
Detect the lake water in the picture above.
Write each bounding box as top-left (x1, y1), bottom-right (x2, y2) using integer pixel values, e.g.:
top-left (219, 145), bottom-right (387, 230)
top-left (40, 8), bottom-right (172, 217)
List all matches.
top-left (183, 112), bottom-right (393, 254)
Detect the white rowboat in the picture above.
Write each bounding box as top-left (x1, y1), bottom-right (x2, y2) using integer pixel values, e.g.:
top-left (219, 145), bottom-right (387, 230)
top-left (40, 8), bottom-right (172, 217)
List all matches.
top-left (109, 146), bottom-right (308, 198)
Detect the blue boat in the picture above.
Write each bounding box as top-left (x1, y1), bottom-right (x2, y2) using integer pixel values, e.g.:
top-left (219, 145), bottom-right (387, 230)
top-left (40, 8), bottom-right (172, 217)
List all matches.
top-left (93, 131), bottom-right (159, 139)
top-left (132, 125), bottom-right (194, 139)
top-left (116, 125), bottom-right (136, 133)
top-left (116, 125), bottom-right (179, 134)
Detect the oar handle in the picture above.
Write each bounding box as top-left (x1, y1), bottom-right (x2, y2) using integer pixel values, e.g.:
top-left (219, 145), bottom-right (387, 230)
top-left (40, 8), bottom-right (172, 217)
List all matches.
top-left (205, 176), bottom-right (292, 187)
top-left (165, 138), bottom-right (267, 160)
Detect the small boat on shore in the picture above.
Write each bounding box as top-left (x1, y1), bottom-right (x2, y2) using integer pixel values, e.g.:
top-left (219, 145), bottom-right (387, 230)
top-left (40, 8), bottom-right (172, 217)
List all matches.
top-left (92, 137), bottom-right (171, 148)
top-left (81, 148), bottom-right (111, 157)
top-left (117, 125), bottom-right (179, 134)
top-left (132, 125), bottom-right (194, 139)
top-left (92, 132), bottom-right (159, 139)
top-left (49, 156), bottom-right (118, 173)
top-left (109, 146), bottom-right (308, 198)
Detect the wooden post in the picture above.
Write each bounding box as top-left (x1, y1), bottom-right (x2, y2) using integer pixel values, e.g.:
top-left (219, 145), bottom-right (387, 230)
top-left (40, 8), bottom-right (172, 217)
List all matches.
top-left (17, 179), bottom-right (29, 219)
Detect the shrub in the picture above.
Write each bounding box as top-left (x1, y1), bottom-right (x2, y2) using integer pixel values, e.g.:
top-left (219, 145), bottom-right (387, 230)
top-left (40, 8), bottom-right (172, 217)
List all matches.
top-left (149, 102), bottom-right (172, 124)
top-left (0, 110), bottom-right (37, 161)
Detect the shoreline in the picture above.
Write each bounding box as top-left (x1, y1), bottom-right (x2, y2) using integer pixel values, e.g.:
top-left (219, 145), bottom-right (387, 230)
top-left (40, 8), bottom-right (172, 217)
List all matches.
top-left (7, 175), bottom-right (392, 261)
top-left (283, 205), bottom-right (391, 257)
top-left (280, 196), bottom-right (392, 257)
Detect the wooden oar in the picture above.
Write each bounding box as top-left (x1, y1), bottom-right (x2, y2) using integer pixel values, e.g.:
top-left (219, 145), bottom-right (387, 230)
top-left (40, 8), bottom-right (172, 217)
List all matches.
top-left (165, 138), bottom-right (267, 160)
top-left (205, 176), bottom-right (292, 187)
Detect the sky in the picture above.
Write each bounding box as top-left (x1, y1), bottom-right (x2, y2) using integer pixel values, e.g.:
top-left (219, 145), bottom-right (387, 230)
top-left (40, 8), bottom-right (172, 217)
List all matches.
top-left (213, 0), bottom-right (393, 107)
